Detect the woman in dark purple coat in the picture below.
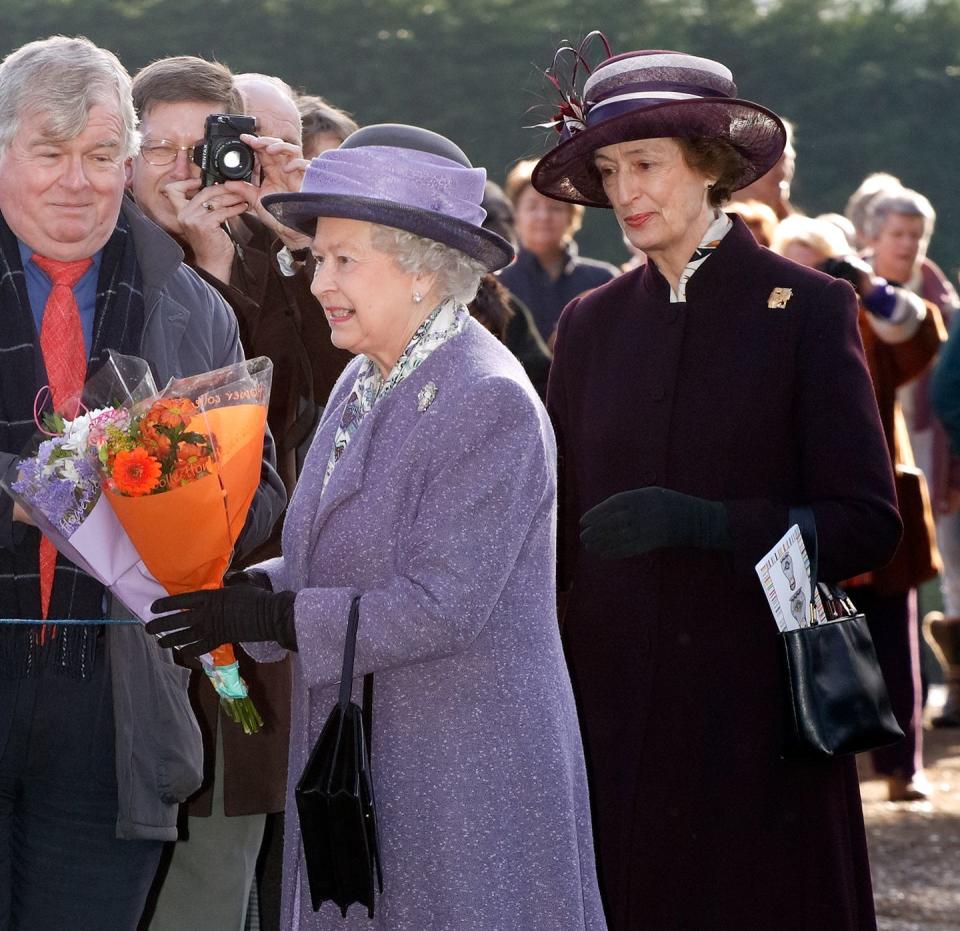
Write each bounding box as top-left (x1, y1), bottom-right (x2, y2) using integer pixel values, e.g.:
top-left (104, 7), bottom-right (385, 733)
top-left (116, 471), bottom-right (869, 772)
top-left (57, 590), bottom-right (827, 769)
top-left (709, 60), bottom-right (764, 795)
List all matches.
top-left (534, 45), bottom-right (902, 930)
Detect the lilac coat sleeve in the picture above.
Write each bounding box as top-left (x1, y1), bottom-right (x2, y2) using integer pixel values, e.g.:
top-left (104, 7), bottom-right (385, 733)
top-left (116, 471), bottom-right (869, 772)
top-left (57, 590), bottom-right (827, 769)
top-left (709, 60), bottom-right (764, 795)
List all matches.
top-left (291, 376), bottom-right (552, 689)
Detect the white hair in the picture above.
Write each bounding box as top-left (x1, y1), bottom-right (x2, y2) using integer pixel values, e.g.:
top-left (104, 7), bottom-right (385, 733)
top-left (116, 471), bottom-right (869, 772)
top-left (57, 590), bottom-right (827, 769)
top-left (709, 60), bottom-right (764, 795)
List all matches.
top-left (0, 36), bottom-right (140, 158)
top-left (369, 224), bottom-right (486, 304)
top-left (863, 188), bottom-right (936, 244)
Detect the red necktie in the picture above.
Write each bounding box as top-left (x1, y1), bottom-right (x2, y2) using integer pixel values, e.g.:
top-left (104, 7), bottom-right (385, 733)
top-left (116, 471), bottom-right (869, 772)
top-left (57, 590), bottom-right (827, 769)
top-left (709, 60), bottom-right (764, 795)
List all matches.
top-left (33, 255), bottom-right (92, 625)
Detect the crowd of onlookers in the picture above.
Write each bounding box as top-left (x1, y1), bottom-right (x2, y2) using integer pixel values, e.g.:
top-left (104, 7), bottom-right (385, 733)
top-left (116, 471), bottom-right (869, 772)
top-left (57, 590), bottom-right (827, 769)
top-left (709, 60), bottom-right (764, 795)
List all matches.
top-left (2, 31), bottom-right (960, 931)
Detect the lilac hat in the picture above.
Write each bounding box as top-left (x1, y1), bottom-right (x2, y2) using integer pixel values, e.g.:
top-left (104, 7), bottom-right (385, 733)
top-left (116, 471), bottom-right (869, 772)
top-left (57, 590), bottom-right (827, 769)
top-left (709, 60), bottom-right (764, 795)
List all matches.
top-left (262, 124), bottom-right (514, 272)
top-left (532, 48), bottom-right (787, 208)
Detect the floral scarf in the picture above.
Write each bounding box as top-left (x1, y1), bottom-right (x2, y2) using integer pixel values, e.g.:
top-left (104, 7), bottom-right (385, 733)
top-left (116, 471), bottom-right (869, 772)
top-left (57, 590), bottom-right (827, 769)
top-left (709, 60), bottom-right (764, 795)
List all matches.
top-left (322, 298), bottom-right (468, 491)
top-left (670, 211), bottom-right (733, 303)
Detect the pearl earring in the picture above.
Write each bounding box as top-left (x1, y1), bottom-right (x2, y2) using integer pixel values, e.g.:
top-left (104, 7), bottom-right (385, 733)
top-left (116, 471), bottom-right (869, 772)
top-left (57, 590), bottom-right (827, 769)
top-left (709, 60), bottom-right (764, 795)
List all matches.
top-left (413, 292), bottom-right (423, 304)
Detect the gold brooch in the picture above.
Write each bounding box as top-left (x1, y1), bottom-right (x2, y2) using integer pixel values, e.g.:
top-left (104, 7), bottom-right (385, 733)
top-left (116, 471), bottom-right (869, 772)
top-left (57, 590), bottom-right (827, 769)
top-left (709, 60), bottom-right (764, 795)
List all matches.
top-left (767, 287), bottom-right (793, 309)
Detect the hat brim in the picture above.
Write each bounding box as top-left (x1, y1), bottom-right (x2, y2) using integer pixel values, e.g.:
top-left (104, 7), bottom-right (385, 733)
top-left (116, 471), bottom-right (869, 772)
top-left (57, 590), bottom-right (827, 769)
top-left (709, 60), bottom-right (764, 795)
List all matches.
top-left (261, 193), bottom-right (514, 273)
top-left (532, 97), bottom-right (786, 208)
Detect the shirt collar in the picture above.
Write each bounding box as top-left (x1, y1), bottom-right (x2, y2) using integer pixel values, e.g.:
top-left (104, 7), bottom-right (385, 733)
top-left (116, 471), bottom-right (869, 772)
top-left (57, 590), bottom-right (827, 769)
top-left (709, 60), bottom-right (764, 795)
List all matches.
top-left (17, 240), bottom-right (103, 277)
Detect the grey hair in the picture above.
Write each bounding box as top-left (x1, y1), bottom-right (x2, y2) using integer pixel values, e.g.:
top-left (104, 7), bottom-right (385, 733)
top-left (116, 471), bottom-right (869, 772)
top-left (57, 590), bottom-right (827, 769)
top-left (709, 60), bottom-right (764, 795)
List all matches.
top-left (369, 225), bottom-right (486, 304)
top-left (844, 172), bottom-right (903, 242)
top-left (0, 36), bottom-right (139, 158)
top-left (863, 188), bottom-right (936, 243)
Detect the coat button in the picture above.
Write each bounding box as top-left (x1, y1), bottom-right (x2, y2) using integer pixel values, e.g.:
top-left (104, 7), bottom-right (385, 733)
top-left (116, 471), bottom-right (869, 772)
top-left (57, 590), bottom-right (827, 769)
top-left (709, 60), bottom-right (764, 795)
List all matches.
top-left (651, 384), bottom-right (665, 401)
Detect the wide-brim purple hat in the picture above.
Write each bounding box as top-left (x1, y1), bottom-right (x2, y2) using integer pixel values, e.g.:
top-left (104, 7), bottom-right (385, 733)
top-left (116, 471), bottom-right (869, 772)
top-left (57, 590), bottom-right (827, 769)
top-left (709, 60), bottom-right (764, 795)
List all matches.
top-left (532, 49), bottom-right (787, 208)
top-left (262, 124), bottom-right (514, 272)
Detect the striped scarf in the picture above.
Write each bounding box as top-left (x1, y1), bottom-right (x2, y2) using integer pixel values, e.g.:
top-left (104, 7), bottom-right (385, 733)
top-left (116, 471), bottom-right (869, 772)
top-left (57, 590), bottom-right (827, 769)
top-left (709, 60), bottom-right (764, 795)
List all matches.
top-left (0, 211), bottom-right (145, 679)
top-left (670, 211), bottom-right (733, 303)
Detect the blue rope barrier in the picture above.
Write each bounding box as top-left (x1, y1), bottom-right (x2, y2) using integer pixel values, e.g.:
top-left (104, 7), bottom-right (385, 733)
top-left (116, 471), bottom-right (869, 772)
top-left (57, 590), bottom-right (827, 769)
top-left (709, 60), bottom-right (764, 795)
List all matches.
top-left (0, 618), bottom-right (140, 625)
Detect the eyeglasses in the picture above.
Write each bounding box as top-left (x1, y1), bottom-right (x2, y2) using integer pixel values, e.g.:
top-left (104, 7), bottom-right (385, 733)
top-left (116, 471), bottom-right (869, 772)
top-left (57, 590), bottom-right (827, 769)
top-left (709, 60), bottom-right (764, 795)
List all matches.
top-left (139, 140), bottom-right (203, 167)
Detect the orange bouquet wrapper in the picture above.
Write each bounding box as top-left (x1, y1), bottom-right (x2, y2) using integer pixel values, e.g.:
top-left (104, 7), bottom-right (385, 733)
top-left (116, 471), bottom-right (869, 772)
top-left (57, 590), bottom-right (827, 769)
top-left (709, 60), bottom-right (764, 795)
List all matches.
top-left (98, 357), bottom-right (274, 733)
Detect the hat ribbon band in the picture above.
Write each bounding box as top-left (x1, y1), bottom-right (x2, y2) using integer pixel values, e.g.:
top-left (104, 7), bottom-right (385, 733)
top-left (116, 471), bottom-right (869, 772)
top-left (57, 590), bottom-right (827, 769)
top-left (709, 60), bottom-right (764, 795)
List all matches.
top-left (586, 87), bottom-right (727, 128)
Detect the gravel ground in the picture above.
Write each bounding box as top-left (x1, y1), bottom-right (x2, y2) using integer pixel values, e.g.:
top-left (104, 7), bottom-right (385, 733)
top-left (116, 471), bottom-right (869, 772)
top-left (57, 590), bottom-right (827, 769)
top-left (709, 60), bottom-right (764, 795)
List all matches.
top-left (861, 688), bottom-right (960, 930)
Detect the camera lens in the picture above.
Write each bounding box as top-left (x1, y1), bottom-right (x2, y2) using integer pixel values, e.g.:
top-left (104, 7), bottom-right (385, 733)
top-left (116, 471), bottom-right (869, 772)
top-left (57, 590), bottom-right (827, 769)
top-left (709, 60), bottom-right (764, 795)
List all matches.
top-left (214, 140), bottom-right (254, 180)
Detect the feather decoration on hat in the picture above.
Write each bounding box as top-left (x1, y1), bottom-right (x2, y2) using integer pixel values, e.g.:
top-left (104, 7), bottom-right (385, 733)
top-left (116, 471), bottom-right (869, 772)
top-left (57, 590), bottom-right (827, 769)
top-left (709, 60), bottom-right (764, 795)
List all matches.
top-left (535, 31), bottom-right (612, 138)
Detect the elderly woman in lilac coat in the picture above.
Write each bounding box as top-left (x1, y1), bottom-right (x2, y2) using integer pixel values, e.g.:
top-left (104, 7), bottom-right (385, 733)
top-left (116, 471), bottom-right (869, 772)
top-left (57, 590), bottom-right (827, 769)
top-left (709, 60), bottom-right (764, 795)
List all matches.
top-left (147, 124), bottom-right (607, 931)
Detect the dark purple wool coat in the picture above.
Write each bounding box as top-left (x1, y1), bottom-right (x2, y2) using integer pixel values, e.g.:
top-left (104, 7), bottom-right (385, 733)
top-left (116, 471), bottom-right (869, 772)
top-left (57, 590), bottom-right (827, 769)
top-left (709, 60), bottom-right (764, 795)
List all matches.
top-left (548, 217), bottom-right (902, 931)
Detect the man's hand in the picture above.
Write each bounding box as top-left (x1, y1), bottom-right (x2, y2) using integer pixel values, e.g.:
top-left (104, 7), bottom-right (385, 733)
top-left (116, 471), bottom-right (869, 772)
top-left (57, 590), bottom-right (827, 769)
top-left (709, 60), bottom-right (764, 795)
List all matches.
top-left (146, 584), bottom-right (297, 657)
top-left (12, 502), bottom-right (34, 525)
top-left (241, 133), bottom-right (313, 251)
top-left (164, 178), bottom-right (253, 283)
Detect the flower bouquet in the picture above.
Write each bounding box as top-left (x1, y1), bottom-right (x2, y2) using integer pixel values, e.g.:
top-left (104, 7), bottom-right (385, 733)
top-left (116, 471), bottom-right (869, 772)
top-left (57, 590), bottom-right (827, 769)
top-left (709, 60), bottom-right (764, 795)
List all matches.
top-left (97, 360), bottom-right (273, 732)
top-left (2, 352), bottom-right (274, 733)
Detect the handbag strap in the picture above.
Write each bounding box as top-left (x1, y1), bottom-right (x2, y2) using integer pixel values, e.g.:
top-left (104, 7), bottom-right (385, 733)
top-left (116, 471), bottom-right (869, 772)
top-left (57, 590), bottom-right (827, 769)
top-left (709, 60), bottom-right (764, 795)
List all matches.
top-left (338, 595), bottom-right (362, 709)
top-left (339, 595), bottom-right (375, 760)
top-left (789, 506), bottom-right (819, 593)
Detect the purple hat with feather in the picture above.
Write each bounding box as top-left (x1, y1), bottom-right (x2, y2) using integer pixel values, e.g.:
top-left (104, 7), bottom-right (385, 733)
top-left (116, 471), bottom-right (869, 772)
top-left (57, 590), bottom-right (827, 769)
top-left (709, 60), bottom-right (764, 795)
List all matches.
top-left (262, 123), bottom-right (514, 272)
top-left (532, 43), bottom-right (787, 208)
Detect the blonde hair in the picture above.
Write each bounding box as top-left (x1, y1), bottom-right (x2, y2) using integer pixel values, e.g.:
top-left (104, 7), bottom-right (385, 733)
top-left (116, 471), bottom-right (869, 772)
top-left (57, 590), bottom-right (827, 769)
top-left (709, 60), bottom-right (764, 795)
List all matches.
top-left (770, 215), bottom-right (849, 261)
top-left (504, 158), bottom-right (584, 236)
top-left (725, 199), bottom-right (778, 247)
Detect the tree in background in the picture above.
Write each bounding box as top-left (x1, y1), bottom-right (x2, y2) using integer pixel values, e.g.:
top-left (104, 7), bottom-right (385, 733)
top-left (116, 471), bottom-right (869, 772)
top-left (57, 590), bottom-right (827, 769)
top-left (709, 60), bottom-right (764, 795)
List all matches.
top-left (2, 0), bottom-right (958, 272)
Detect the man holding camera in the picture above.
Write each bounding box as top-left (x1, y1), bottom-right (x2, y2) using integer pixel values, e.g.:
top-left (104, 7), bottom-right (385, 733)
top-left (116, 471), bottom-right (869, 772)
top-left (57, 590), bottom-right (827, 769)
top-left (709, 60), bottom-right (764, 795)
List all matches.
top-left (0, 37), bottom-right (285, 929)
top-left (128, 57), bottom-right (350, 509)
top-left (127, 56), bottom-right (343, 931)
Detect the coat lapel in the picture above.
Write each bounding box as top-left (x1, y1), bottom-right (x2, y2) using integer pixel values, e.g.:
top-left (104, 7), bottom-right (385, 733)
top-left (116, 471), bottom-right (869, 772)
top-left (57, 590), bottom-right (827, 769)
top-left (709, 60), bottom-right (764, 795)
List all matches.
top-left (295, 335), bottom-right (461, 571)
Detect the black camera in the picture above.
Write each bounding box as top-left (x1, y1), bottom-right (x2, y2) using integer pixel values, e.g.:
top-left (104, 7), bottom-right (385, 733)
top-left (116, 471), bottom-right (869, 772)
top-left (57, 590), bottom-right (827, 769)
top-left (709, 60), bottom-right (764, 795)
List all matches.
top-left (192, 113), bottom-right (257, 188)
top-left (818, 256), bottom-right (862, 290)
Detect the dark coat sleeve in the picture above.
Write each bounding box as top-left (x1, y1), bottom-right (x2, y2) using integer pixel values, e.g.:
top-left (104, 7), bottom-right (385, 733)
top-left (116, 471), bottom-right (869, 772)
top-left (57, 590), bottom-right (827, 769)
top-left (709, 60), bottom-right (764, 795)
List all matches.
top-left (725, 279), bottom-right (902, 584)
top-left (504, 294), bottom-right (552, 400)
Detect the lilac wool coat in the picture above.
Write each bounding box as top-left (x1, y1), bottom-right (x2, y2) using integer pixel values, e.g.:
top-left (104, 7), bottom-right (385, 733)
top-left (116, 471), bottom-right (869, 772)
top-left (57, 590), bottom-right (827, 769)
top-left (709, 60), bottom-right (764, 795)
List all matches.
top-left (245, 318), bottom-right (606, 931)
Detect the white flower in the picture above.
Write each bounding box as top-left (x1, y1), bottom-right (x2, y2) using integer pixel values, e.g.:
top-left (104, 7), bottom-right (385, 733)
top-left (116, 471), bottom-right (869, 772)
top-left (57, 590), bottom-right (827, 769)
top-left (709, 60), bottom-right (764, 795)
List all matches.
top-left (57, 458), bottom-right (81, 484)
top-left (62, 407), bottom-right (121, 453)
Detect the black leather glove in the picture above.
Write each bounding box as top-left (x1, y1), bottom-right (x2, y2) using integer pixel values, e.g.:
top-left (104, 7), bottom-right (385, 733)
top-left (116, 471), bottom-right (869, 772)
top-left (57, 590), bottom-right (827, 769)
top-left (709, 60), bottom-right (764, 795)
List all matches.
top-left (146, 584), bottom-right (298, 657)
top-left (580, 486), bottom-right (732, 559)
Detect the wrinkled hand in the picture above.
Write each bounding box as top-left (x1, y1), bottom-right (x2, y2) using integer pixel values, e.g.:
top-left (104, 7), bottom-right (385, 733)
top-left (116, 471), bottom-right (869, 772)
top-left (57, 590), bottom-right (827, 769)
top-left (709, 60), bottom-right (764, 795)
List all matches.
top-left (164, 178), bottom-right (254, 282)
top-left (580, 486), bottom-right (731, 559)
top-left (146, 584), bottom-right (297, 656)
top-left (241, 133), bottom-right (313, 250)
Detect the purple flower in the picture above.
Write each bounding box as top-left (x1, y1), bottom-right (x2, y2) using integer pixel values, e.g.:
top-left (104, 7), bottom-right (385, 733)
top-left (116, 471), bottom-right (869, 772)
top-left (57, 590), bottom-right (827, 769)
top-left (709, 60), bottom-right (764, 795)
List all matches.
top-left (12, 439), bottom-right (102, 538)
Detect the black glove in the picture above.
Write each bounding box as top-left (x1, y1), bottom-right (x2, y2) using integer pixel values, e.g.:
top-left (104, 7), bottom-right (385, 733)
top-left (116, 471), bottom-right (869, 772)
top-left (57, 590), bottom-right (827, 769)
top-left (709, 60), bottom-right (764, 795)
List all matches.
top-left (146, 584), bottom-right (298, 657)
top-left (580, 486), bottom-right (732, 559)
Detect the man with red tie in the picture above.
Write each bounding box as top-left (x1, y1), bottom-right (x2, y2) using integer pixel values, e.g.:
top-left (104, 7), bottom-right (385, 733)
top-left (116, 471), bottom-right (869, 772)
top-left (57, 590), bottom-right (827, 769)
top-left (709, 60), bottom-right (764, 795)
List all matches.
top-left (0, 36), bottom-right (285, 929)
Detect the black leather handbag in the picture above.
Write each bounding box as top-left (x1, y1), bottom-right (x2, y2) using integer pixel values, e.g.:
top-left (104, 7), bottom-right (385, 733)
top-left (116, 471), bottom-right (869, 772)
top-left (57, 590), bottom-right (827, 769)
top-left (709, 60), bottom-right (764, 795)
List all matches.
top-left (781, 508), bottom-right (904, 757)
top-left (295, 596), bottom-right (383, 917)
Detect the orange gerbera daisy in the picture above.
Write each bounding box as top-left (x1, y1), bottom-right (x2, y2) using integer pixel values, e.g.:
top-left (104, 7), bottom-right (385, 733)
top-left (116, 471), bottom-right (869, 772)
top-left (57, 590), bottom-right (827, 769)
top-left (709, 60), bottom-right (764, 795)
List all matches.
top-left (112, 447), bottom-right (162, 496)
